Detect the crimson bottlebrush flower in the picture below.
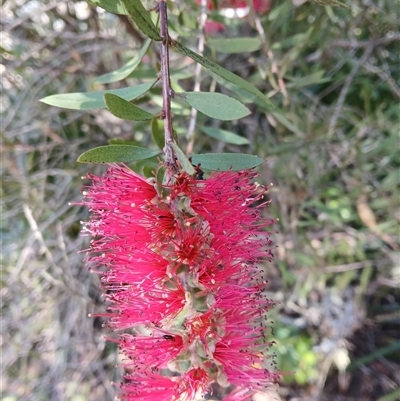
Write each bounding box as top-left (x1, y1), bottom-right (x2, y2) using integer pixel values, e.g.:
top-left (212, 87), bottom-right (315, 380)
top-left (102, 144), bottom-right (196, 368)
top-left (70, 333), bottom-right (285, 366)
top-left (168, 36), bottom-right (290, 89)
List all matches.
top-left (79, 164), bottom-right (279, 400)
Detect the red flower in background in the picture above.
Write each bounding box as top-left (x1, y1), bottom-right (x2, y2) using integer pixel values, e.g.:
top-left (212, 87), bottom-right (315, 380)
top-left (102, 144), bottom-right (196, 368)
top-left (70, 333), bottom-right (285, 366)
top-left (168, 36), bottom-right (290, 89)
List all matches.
top-left (196, 0), bottom-right (272, 33)
top-left (80, 165), bottom-right (279, 400)
top-left (204, 0), bottom-right (272, 14)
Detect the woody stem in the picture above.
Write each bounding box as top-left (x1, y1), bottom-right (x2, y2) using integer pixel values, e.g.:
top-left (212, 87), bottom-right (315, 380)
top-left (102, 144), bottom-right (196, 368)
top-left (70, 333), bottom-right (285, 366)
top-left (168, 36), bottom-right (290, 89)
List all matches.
top-left (159, 0), bottom-right (176, 169)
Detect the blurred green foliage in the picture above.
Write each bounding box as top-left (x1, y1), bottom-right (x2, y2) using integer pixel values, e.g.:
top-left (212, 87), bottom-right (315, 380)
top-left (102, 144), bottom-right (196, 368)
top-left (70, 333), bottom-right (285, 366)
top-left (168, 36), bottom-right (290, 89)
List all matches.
top-left (275, 325), bottom-right (318, 385)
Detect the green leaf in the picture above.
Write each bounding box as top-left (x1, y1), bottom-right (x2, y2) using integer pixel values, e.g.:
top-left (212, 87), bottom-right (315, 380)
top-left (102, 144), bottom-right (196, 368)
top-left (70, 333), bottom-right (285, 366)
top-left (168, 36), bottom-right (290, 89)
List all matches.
top-left (207, 72), bottom-right (270, 110)
top-left (104, 93), bottom-right (155, 121)
top-left (77, 145), bottom-right (160, 164)
top-left (285, 71), bottom-right (331, 88)
top-left (178, 92), bottom-right (250, 121)
top-left (87, 0), bottom-right (127, 14)
top-left (108, 139), bottom-right (139, 145)
top-left (207, 37), bottom-right (262, 54)
top-left (200, 126), bottom-right (249, 145)
top-left (190, 153), bottom-right (264, 171)
top-left (40, 81), bottom-right (154, 110)
top-left (377, 387), bottom-right (400, 401)
top-left (172, 41), bottom-right (273, 109)
top-left (271, 111), bottom-right (303, 136)
top-left (279, 27), bottom-right (313, 79)
top-left (96, 38), bottom-right (152, 84)
top-left (151, 118), bottom-right (165, 149)
top-left (142, 165), bottom-right (156, 178)
top-left (178, 11), bottom-right (197, 30)
top-left (121, 0), bottom-right (161, 41)
top-left (170, 143), bottom-right (195, 175)
top-left (348, 341), bottom-right (400, 371)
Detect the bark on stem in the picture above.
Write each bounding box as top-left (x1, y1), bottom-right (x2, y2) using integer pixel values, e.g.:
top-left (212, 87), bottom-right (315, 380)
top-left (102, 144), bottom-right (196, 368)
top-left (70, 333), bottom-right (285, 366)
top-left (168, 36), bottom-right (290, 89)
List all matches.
top-left (186, 0), bottom-right (208, 155)
top-left (159, 0), bottom-right (176, 169)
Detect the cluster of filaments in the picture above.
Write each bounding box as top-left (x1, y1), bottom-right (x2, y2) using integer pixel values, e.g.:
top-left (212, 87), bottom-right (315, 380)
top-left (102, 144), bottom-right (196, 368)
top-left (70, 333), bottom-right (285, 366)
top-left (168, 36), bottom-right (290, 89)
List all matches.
top-left (82, 165), bottom-right (279, 401)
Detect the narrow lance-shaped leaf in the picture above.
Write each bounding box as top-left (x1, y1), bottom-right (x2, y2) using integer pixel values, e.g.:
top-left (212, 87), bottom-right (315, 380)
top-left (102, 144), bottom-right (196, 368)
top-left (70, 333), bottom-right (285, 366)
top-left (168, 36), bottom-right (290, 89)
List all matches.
top-left (200, 126), bottom-right (250, 145)
top-left (279, 27), bottom-right (313, 79)
top-left (151, 118), bottom-right (165, 149)
top-left (104, 93), bottom-right (155, 121)
top-left (142, 165), bottom-right (156, 178)
top-left (172, 41), bottom-right (273, 109)
top-left (96, 38), bottom-right (152, 84)
top-left (285, 71), bottom-right (331, 88)
top-left (87, 0), bottom-right (127, 14)
top-left (190, 153), bottom-right (264, 171)
top-left (155, 165), bottom-right (167, 197)
top-left (121, 0), bottom-right (161, 41)
top-left (170, 143), bottom-right (195, 175)
top-left (271, 111), bottom-right (303, 136)
top-left (207, 37), bottom-right (262, 54)
top-left (178, 92), bottom-right (250, 121)
top-left (77, 145), bottom-right (160, 164)
top-left (40, 81), bottom-right (155, 110)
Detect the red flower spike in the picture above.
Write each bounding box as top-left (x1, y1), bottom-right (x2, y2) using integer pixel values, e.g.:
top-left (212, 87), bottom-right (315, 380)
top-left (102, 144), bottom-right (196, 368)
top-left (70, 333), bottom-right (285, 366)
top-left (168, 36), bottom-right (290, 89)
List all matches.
top-left (121, 368), bottom-right (211, 401)
top-left (120, 333), bottom-right (183, 372)
top-left (79, 165), bottom-right (279, 400)
top-left (120, 372), bottom-right (177, 401)
top-left (221, 387), bottom-right (256, 401)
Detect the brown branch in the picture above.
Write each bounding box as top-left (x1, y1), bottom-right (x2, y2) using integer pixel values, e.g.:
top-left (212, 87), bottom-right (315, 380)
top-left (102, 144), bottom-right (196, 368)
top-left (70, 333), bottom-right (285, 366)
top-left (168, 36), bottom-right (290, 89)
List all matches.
top-left (158, 0), bottom-right (177, 170)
